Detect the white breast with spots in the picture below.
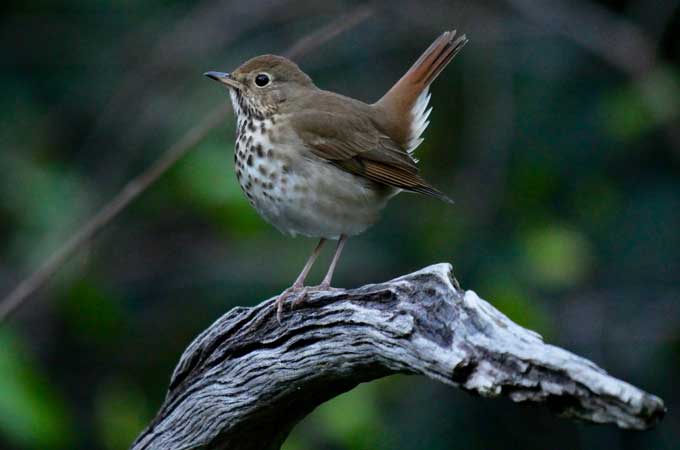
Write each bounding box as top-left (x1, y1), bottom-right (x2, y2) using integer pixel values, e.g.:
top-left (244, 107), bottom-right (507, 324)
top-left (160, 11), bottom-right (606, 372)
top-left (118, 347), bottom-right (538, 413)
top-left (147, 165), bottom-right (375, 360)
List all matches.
top-left (234, 116), bottom-right (287, 222)
top-left (232, 111), bottom-right (396, 240)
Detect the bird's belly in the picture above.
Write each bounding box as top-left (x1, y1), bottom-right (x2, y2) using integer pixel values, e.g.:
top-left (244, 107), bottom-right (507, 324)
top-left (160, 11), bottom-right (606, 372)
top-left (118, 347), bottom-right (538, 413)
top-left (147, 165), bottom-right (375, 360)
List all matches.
top-left (272, 163), bottom-right (395, 239)
top-left (235, 139), bottom-right (395, 239)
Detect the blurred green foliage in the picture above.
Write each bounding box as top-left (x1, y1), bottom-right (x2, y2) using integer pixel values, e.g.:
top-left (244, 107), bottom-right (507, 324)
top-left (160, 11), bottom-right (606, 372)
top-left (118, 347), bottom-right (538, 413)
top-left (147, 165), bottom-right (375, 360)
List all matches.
top-left (172, 138), bottom-right (266, 234)
top-left (1, 0), bottom-right (678, 449)
top-left (0, 329), bottom-right (74, 449)
top-left (521, 225), bottom-right (593, 288)
top-left (94, 380), bottom-right (150, 450)
top-left (601, 67), bottom-right (680, 140)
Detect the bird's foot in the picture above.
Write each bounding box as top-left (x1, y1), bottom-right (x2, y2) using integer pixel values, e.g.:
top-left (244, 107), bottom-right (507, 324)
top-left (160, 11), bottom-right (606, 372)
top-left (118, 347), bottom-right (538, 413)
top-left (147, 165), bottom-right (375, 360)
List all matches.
top-left (276, 283), bottom-right (343, 322)
top-left (290, 283), bottom-right (342, 308)
top-left (276, 284), bottom-right (305, 323)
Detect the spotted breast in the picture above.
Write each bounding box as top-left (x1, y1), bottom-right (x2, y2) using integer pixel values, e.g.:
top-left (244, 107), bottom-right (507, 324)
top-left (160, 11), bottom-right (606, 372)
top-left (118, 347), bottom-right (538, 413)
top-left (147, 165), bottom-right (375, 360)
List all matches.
top-left (231, 90), bottom-right (395, 239)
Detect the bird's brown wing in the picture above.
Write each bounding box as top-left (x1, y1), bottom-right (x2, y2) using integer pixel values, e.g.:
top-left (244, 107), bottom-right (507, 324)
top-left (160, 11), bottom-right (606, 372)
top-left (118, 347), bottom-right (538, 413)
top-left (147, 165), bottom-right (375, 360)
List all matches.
top-left (291, 110), bottom-right (453, 203)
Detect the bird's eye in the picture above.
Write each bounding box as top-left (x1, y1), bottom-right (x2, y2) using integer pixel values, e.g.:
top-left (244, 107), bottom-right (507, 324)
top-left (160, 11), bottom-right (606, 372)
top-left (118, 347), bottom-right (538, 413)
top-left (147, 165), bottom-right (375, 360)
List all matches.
top-left (255, 73), bottom-right (270, 87)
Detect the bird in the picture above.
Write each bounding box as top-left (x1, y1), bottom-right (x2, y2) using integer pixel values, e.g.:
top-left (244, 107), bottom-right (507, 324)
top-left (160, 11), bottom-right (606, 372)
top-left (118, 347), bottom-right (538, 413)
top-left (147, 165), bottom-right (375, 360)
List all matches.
top-left (205, 30), bottom-right (467, 321)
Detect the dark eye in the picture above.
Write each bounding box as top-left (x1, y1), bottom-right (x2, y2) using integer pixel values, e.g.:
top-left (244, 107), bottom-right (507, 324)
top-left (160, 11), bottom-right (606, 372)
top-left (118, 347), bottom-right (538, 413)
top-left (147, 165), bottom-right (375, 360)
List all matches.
top-left (255, 73), bottom-right (270, 87)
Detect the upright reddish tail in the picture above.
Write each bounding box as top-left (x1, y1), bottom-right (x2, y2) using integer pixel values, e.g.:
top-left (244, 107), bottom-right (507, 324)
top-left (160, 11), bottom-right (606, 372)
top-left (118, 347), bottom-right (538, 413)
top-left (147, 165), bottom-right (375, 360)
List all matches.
top-left (375, 30), bottom-right (467, 151)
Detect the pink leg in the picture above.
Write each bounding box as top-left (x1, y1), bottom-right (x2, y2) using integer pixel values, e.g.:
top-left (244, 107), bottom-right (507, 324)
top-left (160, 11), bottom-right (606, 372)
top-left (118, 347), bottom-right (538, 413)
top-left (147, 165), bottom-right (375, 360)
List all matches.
top-left (319, 234), bottom-right (347, 289)
top-left (291, 238), bottom-right (325, 287)
top-left (276, 238), bottom-right (325, 322)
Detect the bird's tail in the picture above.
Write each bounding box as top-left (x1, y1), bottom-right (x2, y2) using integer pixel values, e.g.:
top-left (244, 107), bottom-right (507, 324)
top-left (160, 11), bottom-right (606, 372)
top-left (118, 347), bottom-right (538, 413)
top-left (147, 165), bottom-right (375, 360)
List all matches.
top-left (375, 30), bottom-right (467, 151)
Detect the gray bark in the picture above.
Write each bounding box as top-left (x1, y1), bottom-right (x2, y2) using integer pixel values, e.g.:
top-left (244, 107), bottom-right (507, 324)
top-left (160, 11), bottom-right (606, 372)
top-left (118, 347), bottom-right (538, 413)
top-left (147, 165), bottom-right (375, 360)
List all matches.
top-left (131, 263), bottom-right (665, 450)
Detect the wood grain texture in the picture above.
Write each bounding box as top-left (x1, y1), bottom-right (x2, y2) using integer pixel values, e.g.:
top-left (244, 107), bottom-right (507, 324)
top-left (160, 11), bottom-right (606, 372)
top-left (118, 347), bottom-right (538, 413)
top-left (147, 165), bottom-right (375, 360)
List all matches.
top-left (131, 263), bottom-right (665, 450)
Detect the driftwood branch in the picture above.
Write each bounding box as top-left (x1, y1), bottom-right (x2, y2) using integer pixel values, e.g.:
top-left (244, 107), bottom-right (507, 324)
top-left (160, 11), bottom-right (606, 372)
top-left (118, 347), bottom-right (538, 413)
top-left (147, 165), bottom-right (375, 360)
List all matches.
top-left (131, 263), bottom-right (665, 450)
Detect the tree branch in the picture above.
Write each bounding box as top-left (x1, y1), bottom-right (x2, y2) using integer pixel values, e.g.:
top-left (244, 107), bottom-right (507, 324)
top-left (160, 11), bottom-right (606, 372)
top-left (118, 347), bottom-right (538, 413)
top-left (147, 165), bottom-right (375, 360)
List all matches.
top-left (131, 263), bottom-right (665, 450)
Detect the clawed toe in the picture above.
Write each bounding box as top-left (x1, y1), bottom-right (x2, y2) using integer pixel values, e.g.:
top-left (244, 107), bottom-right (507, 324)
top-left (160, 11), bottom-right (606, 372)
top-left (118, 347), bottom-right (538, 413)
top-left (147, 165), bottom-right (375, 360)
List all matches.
top-left (291, 284), bottom-right (341, 307)
top-left (274, 235), bottom-right (348, 323)
top-left (275, 284), bottom-right (344, 322)
top-left (316, 283), bottom-right (342, 292)
top-left (290, 289), bottom-right (310, 308)
top-left (275, 285), bottom-right (306, 323)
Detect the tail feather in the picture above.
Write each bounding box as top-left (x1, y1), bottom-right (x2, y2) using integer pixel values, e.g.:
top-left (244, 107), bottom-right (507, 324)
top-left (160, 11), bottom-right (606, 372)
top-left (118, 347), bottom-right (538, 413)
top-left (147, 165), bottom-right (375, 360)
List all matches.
top-left (375, 30), bottom-right (468, 152)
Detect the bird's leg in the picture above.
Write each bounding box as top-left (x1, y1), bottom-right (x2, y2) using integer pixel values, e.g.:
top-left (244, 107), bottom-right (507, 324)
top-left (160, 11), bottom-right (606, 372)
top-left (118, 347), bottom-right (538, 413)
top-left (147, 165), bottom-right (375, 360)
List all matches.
top-left (291, 234), bottom-right (349, 310)
top-left (290, 235), bottom-right (347, 310)
top-left (276, 238), bottom-right (325, 322)
top-left (318, 234), bottom-right (347, 290)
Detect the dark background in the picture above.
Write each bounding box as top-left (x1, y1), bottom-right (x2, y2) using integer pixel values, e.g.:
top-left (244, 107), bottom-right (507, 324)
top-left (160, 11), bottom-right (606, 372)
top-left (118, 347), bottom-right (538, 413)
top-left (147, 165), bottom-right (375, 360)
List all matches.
top-left (1, 0), bottom-right (678, 449)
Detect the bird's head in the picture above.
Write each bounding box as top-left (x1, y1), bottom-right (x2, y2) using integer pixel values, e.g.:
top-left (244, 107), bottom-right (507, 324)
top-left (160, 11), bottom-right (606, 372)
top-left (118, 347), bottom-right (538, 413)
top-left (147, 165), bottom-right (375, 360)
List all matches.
top-left (205, 55), bottom-right (315, 119)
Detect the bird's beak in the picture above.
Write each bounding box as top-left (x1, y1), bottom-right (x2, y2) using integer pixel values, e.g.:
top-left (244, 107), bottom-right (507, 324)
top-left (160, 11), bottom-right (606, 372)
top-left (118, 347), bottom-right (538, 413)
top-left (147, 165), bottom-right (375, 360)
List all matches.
top-left (204, 71), bottom-right (242, 90)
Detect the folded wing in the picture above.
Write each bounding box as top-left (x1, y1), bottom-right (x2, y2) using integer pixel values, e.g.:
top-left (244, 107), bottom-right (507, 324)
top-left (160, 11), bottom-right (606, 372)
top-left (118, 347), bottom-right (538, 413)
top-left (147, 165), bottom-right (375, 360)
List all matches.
top-left (292, 110), bottom-right (453, 204)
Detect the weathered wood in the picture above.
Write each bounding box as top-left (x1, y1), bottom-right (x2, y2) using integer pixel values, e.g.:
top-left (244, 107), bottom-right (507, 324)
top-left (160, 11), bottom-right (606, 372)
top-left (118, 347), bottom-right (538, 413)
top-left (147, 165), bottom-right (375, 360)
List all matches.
top-left (131, 263), bottom-right (665, 450)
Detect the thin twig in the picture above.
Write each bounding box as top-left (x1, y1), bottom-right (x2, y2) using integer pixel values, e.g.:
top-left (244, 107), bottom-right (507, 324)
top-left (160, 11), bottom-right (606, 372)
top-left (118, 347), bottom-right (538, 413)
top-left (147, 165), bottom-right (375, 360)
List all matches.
top-left (0, 7), bottom-right (372, 323)
top-left (285, 6), bottom-right (373, 61)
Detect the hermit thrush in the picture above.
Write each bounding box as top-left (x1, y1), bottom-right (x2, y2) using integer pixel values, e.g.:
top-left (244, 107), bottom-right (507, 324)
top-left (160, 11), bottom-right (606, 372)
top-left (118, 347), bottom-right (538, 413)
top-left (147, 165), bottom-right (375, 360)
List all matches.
top-left (205, 30), bottom-right (467, 321)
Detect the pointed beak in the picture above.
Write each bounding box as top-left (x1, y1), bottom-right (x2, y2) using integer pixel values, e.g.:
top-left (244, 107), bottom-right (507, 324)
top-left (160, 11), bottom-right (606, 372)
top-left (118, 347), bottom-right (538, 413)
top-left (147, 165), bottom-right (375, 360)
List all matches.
top-left (204, 71), bottom-right (242, 89)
